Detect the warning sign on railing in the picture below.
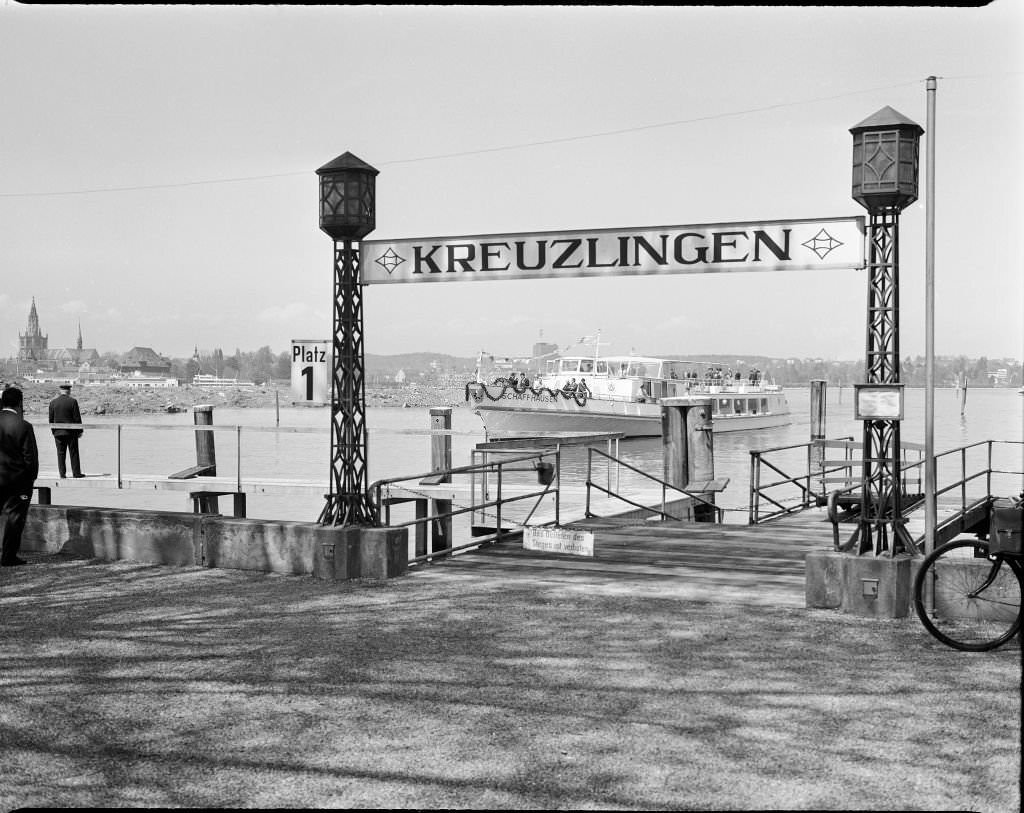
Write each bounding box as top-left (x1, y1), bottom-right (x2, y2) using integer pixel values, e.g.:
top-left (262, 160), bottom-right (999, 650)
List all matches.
top-left (523, 526), bottom-right (595, 557)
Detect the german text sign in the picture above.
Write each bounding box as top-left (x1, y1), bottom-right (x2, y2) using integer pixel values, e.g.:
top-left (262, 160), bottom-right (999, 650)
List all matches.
top-left (523, 526), bottom-right (595, 557)
top-left (360, 216), bottom-right (865, 285)
top-left (291, 339), bottom-right (330, 404)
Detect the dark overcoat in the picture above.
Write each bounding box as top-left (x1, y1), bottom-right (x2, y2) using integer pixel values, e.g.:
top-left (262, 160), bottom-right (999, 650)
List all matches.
top-left (0, 410), bottom-right (39, 495)
top-left (48, 393), bottom-right (83, 438)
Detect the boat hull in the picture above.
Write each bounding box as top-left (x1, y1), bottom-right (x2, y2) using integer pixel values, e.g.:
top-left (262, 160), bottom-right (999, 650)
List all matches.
top-left (469, 389), bottom-right (791, 438)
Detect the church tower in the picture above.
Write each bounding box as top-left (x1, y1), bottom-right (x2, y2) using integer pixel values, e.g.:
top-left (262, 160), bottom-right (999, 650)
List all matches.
top-left (18, 298), bottom-right (48, 362)
top-left (77, 321), bottom-right (83, 351)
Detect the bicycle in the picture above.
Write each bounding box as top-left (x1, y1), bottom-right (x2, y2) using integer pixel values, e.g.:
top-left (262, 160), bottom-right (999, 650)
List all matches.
top-left (913, 495), bottom-right (1023, 652)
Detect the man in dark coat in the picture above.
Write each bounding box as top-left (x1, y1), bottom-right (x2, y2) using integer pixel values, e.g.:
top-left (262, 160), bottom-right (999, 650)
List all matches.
top-left (0, 387), bottom-right (39, 567)
top-left (48, 383), bottom-right (85, 478)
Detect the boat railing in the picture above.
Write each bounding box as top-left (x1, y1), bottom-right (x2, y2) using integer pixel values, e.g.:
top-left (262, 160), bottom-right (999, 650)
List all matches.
top-left (584, 446), bottom-right (725, 523)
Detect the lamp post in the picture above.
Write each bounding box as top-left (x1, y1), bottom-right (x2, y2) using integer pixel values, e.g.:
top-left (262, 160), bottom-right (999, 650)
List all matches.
top-left (315, 151), bottom-right (379, 526)
top-left (849, 107), bottom-right (924, 556)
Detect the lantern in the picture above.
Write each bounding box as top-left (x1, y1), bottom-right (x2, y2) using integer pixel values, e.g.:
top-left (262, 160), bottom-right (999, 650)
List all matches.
top-left (850, 106), bottom-right (923, 213)
top-left (316, 152), bottom-right (379, 240)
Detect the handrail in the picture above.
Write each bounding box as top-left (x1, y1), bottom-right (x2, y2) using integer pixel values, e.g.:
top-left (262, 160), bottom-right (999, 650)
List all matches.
top-left (367, 451), bottom-right (559, 564)
top-left (749, 435), bottom-right (925, 525)
top-left (584, 446), bottom-right (724, 523)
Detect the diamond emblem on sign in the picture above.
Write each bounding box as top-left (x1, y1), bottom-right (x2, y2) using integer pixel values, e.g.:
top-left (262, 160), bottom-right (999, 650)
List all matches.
top-left (801, 228), bottom-right (843, 260)
top-left (375, 248), bottom-right (406, 275)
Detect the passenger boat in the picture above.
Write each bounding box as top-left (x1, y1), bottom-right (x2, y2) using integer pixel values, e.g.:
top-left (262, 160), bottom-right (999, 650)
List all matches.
top-left (465, 349), bottom-right (791, 439)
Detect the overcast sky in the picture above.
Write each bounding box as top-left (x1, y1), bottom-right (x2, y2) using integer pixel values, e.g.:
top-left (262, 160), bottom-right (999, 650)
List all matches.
top-left (1, 3), bottom-right (1021, 362)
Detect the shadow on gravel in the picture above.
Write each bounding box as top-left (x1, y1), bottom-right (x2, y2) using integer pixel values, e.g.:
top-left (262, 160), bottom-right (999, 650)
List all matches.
top-left (0, 555), bottom-right (1019, 811)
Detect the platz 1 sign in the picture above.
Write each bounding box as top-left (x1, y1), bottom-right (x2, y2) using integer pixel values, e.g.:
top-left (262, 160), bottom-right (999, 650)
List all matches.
top-left (359, 216), bottom-right (865, 285)
top-left (290, 340), bottom-right (330, 405)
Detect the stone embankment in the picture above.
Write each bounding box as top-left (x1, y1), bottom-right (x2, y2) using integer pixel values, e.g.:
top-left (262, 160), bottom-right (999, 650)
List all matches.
top-left (8, 380), bottom-right (468, 417)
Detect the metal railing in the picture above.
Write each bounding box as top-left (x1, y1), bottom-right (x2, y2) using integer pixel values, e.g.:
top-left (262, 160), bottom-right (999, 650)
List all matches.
top-left (43, 420), bottom-right (325, 492)
top-left (584, 446), bottom-right (724, 523)
top-left (748, 436), bottom-right (929, 524)
top-left (368, 450), bottom-right (559, 565)
top-left (902, 439), bottom-right (1024, 549)
top-left (749, 436), bottom-right (1024, 542)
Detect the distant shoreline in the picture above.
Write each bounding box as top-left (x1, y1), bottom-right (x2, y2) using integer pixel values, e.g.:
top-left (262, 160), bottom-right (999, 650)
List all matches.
top-left (9, 381), bottom-right (467, 417)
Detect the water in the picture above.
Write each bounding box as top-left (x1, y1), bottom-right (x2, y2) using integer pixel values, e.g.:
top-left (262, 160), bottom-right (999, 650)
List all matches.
top-left (34, 386), bottom-right (1024, 526)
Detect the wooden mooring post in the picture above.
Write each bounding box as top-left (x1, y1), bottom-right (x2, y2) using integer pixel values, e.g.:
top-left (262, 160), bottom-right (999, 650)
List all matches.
top-left (193, 404), bottom-right (219, 514)
top-left (661, 397), bottom-right (717, 521)
top-left (428, 407), bottom-right (453, 557)
top-left (810, 380), bottom-right (827, 496)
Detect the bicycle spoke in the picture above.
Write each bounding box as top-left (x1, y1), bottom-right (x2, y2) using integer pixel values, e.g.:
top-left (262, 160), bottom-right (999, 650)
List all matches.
top-left (914, 539), bottom-right (1022, 652)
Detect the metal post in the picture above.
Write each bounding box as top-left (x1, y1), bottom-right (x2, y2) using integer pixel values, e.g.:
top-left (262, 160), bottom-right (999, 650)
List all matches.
top-left (319, 239), bottom-right (375, 526)
top-left (924, 76), bottom-right (937, 557)
top-left (857, 210), bottom-right (915, 556)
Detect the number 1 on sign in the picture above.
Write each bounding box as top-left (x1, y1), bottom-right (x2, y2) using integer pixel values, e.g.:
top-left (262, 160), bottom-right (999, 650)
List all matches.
top-left (301, 366), bottom-right (313, 401)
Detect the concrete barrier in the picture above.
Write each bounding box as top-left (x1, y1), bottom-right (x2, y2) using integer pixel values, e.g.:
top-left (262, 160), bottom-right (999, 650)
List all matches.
top-left (21, 505), bottom-right (408, 581)
top-left (806, 549), bottom-right (917, 618)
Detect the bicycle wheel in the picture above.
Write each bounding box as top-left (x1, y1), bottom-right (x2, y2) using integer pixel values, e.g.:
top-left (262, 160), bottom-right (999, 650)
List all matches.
top-left (914, 538), bottom-right (1023, 651)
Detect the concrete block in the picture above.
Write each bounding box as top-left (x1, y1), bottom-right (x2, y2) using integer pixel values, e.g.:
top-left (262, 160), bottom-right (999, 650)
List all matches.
top-left (24, 505), bottom-right (199, 566)
top-left (312, 526), bottom-right (359, 581)
top-left (805, 549), bottom-right (845, 609)
top-left (202, 518), bottom-right (317, 575)
top-left (356, 526), bottom-right (409, 580)
top-left (841, 554), bottom-right (914, 618)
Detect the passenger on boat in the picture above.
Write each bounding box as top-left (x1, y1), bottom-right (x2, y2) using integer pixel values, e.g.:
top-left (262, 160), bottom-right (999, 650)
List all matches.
top-left (562, 378), bottom-right (577, 395)
top-left (576, 378), bottom-right (591, 397)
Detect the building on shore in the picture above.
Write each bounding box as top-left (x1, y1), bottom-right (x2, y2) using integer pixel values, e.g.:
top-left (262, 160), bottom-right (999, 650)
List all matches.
top-left (119, 346), bottom-right (173, 376)
top-left (16, 299), bottom-right (100, 372)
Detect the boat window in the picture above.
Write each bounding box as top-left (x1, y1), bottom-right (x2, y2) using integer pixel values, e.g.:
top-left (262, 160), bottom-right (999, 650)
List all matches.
top-left (734, 399), bottom-right (744, 415)
top-left (595, 361), bottom-right (608, 374)
top-left (627, 362), bottom-right (661, 378)
top-left (559, 359), bottom-right (580, 373)
top-left (760, 398), bottom-right (768, 413)
top-left (580, 360), bottom-right (594, 373)
top-left (719, 399), bottom-right (730, 413)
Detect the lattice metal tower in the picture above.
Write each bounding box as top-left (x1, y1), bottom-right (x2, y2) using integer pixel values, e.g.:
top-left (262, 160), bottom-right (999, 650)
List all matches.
top-left (850, 108), bottom-right (924, 556)
top-left (315, 152), bottom-right (379, 527)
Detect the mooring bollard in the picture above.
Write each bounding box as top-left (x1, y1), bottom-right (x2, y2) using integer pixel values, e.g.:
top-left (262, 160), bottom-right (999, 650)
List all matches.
top-left (193, 404), bottom-right (218, 514)
top-left (660, 397), bottom-right (716, 521)
top-left (810, 380), bottom-right (827, 497)
top-left (429, 407), bottom-right (453, 557)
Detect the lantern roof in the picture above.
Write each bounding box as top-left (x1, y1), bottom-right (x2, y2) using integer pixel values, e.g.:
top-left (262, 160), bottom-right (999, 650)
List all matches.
top-left (316, 151), bottom-right (379, 176)
top-left (850, 106), bottom-right (923, 135)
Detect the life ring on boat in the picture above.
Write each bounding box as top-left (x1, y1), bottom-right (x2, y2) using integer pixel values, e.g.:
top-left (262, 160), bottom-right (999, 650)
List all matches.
top-left (572, 391), bottom-right (588, 407)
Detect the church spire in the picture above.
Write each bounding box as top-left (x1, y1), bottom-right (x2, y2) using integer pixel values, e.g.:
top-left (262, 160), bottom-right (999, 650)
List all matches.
top-left (77, 321), bottom-right (83, 351)
top-left (27, 297), bottom-right (39, 335)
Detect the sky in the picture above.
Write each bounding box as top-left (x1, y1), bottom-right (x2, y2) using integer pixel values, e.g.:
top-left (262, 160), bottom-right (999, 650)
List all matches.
top-left (1, 3), bottom-right (1021, 364)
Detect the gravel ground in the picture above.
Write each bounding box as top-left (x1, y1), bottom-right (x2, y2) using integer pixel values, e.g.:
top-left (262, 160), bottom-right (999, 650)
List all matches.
top-left (0, 549), bottom-right (1019, 811)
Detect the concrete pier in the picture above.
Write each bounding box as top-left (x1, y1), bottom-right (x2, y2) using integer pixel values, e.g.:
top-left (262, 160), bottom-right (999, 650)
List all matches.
top-left (22, 505), bottom-right (408, 581)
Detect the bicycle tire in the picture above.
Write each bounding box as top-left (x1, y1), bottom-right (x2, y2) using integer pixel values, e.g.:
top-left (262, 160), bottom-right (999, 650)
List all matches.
top-left (913, 538), bottom-right (1023, 652)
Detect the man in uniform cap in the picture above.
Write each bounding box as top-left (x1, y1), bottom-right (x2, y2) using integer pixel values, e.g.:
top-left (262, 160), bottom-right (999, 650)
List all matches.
top-left (48, 383), bottom-right (85, 478)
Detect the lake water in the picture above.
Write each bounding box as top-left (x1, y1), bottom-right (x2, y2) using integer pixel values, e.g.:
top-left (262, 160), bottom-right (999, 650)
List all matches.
top-left (35, 386), bottom-right (1024, 527)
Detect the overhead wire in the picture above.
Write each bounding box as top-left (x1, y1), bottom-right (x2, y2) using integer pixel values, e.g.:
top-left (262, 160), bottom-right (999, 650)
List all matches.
top-left (0, 71), bottom-right (1018, 199)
